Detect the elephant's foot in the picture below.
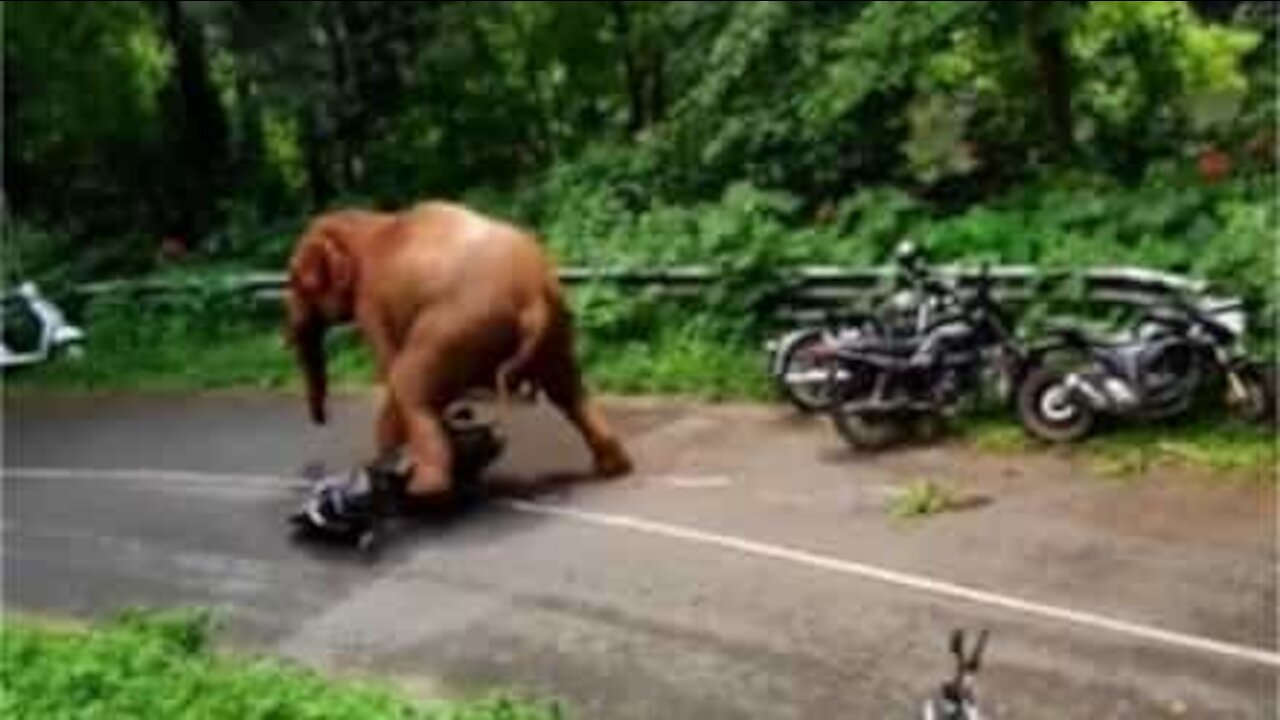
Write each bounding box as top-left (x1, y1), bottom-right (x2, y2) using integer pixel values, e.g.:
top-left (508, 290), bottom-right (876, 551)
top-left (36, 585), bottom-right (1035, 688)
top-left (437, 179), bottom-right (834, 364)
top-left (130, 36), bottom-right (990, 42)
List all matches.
top-left (592, 438), bottom-right (634, 479)
top-left (405, 463), bottom-right (452, 498)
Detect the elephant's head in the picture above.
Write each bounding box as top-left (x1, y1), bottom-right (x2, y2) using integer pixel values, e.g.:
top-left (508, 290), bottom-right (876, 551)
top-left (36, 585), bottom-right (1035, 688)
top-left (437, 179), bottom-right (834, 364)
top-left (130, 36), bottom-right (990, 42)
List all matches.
top-left (284, 222), bottom-right (357, 426)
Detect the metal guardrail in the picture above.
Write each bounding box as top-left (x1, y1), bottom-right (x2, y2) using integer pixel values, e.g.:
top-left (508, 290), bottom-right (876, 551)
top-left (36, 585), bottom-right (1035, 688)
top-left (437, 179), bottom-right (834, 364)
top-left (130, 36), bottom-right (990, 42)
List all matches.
top-left (76, 264), bottom-right (1232, 325)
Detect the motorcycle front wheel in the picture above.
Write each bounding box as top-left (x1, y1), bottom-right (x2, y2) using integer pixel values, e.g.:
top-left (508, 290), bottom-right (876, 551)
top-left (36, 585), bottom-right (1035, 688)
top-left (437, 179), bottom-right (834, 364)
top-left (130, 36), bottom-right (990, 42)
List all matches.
top-left (831, 406), bottom-right (909, 451)
top-left (1016, 365), bottom-right (1096, 443)
top-left (1228, 360), bottom-right (1277, 425)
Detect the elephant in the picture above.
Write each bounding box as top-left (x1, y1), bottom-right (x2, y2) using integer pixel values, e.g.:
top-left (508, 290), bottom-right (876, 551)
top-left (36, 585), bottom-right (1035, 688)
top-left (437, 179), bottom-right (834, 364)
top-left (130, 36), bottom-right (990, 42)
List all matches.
top-left (283, 200), bottom-right (634, 499)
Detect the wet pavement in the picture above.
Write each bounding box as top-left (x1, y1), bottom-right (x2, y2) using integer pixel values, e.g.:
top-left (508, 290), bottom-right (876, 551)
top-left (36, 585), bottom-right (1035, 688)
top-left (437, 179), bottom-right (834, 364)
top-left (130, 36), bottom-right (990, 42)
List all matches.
top-left (3, 390), bottom-right (1276, 719)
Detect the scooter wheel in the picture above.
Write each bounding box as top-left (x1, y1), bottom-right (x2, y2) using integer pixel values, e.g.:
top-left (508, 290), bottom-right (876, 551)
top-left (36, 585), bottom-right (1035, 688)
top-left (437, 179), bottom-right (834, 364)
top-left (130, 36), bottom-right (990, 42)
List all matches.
top-left (1016, 365), bottom-right (1095, 443)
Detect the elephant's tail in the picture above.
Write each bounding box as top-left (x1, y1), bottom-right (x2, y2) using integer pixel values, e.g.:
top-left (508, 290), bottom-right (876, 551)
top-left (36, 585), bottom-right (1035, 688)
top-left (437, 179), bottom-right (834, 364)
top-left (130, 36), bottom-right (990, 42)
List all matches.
top-left (495, 301), bottom-right (550, 411)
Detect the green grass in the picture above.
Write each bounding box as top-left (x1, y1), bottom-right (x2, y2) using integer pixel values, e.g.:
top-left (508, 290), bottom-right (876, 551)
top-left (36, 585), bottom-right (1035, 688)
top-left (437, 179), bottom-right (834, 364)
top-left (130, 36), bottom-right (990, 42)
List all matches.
top-left (4, 324), bottom-right (374, 394)
top-left (963, 411), bottom-right (1277, 482)
top-left (582, 328), bottom-right (770, 401)
top-left (7, 316), bottom-right (1272, 480)
top-left (0, 609), bottom-right (565, 720)
top-left (5, 320), bottom-right (768, 402)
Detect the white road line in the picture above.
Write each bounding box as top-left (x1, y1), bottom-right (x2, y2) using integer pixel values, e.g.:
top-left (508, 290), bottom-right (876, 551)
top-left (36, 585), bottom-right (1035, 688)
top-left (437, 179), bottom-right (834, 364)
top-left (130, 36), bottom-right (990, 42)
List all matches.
top-left (657, 474), bottom-right (734, 489)
top-left (6, 465), bottom-right (1277, 669)
top-left (4, 467), bottom-right (312, 490)
top-left (503, 499), bottom-right (1280, 670)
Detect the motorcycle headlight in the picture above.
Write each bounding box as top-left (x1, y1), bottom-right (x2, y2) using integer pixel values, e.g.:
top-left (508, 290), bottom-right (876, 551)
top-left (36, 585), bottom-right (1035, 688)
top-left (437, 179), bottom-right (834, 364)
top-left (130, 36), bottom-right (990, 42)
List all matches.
top-left (1214, 309), bottom-right (1246, 338)
top-left (888, 289), bottom-right (918, 312)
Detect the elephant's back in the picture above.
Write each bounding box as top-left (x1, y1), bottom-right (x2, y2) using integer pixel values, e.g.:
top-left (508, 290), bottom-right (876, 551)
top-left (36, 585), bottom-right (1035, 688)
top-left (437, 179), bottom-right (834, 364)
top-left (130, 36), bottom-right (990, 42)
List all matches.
top-left (381, 202), bottom-right (561, 321)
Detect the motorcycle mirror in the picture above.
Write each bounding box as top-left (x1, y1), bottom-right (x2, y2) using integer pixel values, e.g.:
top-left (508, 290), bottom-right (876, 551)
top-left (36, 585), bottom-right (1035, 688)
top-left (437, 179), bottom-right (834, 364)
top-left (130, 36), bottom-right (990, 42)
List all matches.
top-left (967, 629), bottom-right (989, 672)
top-left (950, 629), bottom-right (965, 659)
top-left (894, 240), bottom-right (924, 270)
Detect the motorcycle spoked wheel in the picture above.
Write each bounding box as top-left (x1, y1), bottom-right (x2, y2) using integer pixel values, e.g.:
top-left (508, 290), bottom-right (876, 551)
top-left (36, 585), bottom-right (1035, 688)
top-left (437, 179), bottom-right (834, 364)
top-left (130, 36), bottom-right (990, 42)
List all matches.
top-left (829, 368), bottom-right (914, 451)
top-left (831, 407), bottom-right (912, 451)
top-left (1015, 364), bottom-right (1096, 443)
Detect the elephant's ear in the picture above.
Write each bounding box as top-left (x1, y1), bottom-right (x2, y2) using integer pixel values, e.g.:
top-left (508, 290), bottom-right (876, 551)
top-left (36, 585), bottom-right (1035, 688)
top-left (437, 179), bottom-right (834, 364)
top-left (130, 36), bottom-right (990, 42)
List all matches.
top-left (292, 229), bottom-right (354, 299)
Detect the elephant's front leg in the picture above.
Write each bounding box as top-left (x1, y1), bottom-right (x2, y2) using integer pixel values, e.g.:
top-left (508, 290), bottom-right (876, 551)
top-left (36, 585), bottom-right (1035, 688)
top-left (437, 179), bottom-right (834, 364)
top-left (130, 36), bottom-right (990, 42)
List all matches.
top-left (375, 394), bottom-right (406, 462)
top-left (388, 351), bottom-right (454, 498)
top-left (356, 302), bottom-right (400, 383)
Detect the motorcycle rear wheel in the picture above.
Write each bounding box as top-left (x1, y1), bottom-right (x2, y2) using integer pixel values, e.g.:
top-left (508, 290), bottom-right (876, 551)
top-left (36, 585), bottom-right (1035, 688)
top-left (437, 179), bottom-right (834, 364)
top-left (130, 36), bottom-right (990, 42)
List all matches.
top-left (775, 329), bottom-right (840, 412)
top-left (1016, 365), bottom-right (1096, 443)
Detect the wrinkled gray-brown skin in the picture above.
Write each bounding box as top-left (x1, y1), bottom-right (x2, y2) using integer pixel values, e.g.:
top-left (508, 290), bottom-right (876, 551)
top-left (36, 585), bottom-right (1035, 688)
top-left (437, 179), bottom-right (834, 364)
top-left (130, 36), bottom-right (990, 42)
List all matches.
top-left (284, 201), bottom-right (633, 496)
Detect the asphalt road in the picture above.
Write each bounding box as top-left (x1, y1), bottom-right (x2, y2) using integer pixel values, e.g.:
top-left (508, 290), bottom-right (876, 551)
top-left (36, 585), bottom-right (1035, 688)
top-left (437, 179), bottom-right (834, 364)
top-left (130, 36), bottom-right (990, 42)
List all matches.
top-left (3, 390), bottom-right (1276, 719)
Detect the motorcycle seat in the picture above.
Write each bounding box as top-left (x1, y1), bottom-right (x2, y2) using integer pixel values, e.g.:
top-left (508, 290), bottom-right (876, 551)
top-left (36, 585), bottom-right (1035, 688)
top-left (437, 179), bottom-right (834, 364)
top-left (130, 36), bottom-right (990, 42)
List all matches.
top-left (837, 336), bottom-right (922, 358)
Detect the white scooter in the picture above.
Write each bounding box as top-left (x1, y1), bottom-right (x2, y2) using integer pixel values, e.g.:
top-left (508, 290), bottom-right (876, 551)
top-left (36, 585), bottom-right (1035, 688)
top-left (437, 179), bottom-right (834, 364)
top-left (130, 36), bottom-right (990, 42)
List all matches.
top-left (0, 282), bottom-right (86, 369)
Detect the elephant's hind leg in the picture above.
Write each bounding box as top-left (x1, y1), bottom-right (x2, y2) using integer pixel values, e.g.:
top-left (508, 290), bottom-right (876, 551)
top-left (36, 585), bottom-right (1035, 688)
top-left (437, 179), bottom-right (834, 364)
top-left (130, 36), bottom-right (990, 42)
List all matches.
top-left (536, 322), bottom-right (633, 479)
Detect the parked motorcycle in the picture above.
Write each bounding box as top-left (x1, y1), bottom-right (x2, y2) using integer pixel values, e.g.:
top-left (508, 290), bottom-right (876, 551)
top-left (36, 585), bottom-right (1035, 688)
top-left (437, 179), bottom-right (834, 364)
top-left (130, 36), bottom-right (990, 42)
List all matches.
top-left (1015, 292), bottom-right (1275, 442)
top-left (819, 264), bottom-right (1022, 450)
top-left (768, 242), bottom-right (959, 413)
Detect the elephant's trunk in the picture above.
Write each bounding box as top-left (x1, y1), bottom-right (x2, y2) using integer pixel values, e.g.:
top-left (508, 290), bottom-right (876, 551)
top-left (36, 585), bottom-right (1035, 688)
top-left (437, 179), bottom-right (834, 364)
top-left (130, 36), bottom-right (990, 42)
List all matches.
top-left (295, 321), bottom-right (329, 425)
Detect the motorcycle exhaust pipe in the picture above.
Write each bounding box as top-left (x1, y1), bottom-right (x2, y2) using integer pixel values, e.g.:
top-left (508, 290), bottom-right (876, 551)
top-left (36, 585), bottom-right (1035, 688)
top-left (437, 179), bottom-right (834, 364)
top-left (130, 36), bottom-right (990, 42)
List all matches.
top-left (1063, 373), bottom-right (1112, 411)
top-left (1102, 377), bottom-right (1141, 410)
top-left (1064, 373), bottom-right (1140, 412)
top-left (784, 368), bottom-right (851, 384)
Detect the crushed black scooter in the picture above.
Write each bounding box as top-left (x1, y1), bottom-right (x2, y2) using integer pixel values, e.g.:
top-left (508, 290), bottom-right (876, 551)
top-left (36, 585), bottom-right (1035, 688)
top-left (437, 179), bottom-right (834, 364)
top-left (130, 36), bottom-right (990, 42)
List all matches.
top-left (288, 402), bottom-right (506, 553)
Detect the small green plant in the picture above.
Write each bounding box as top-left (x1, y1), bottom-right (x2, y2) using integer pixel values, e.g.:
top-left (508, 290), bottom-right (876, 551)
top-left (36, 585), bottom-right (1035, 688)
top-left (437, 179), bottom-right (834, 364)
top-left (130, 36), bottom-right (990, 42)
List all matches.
top-left (889, 479), bottom-right (958, 520)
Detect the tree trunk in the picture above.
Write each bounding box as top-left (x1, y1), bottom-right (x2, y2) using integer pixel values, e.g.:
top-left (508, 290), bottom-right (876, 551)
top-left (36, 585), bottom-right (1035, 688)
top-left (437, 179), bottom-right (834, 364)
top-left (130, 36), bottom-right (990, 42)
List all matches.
top-left (647, 48), bottom-right (667, 125)
top-left (235, 75), bottom-right (263, 169)
top-left (610, 0), bottom-right (646, 134)
top-left (511, 7), bottom-right (556, 162)
top-left (301, 108), bottom-right (335, 209)
top-left (1026, 5), bottom-right (1075, 159)
top-left (318, 1), bottom-right (358, 191)
top-left (157, 0), bottom-right (230, 238)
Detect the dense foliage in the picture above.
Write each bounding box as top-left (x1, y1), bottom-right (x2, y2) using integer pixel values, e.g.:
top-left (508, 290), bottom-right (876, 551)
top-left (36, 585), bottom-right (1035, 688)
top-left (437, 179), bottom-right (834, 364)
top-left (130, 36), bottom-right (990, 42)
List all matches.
top-left (5, 2), bottom-right (1276, 344)
top-left (0, 609), bottom-right (564, 719)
